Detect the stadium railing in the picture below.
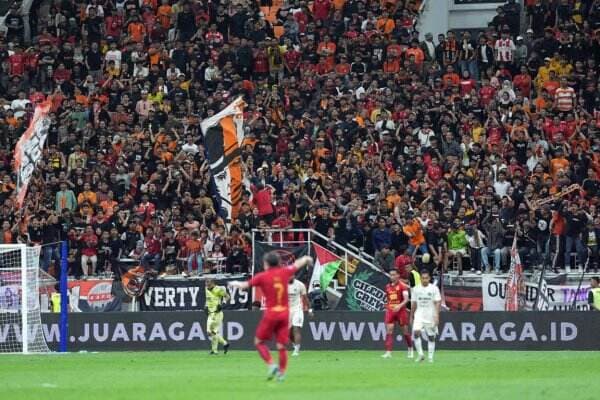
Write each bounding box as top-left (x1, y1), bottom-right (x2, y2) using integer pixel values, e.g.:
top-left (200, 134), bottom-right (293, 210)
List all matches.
top-left (251, 228), bottom-right (386, 290)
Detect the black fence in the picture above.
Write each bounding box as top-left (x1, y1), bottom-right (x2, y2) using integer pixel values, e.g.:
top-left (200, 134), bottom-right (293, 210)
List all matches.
top-left (19, 312), bottom-right (600, 352)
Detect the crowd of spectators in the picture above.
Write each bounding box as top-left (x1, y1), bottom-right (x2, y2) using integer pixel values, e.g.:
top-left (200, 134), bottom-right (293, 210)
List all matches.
top-left (0, 0), bottom-right (599, 279)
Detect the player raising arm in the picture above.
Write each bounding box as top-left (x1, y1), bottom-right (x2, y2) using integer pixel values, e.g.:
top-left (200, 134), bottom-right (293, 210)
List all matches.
top-left (382, 269), bottom-right (412, 359)
top-left (229, 253), bottom-right (313, 382)
top-left (205, 279), bottom-right (230, 355)
top-left (410, 270), bottom-right (441, 363)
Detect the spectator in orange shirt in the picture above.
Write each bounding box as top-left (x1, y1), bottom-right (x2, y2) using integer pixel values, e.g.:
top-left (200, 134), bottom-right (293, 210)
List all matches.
top-left (385, 186), bottom-right (401, 210)
top-left (77, 183), bottom-right (98, 205)
top-left (100, 191), bottom-right (118, 217)
top-left (442, 65), bottom-right (460, 89)
top-left (376, 10), bottom-right (395, 37)
top-left (317, 35), bottom-right (336, 71)
top-left (128, 16), bottom-right (146, 43)
top-left (404, 39), bottom-right (424, 66)
top-left (335, 54), bottom-right (351, 75)
top-left (402, 210), bottom-right (429, 256)
top-left (549, 147), bottom-right (570, 180)
top-left (185, 230), bottom-right (204, 274)
top-left (156, 0), bottom-right (172, 29)
top-left (542, 70), bottom-right (560, 97)
top-left (383, 57), bottom-right (400, 73)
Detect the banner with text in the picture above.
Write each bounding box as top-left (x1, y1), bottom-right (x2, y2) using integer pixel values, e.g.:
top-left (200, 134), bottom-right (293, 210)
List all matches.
top-left (13, 100), bottom-right (51, 207)
top-left (482, 275), bottom-right (591, 311)
top-left (336, 264), bottom-right (389, 311)
top-left (14, 311), bottom-right (600, 351)
top-left (140, 278), bottom-right (250, 311)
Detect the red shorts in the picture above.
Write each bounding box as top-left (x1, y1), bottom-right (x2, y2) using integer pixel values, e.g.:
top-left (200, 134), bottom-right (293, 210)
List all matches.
top-left (255, 314), bottom-right (289, 344)
top-left (384, 309), bottom-right (408, 326)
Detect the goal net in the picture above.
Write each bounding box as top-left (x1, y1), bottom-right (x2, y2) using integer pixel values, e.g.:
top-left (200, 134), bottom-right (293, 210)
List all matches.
top-left (0, 245), bottom-right (51, 353)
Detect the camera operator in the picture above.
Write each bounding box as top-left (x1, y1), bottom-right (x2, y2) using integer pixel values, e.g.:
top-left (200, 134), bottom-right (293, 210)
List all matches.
top-left (308, 282), bottom-right (328, 311)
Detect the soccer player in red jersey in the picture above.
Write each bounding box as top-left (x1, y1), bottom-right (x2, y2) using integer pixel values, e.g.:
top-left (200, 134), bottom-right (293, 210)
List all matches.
top-left (229, 252), bottom-right (313, 381)
top-left (382, 269), bottom-right (413, 359)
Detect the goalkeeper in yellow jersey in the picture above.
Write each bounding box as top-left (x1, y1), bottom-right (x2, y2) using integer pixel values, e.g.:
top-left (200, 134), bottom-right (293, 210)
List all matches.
top-left (205, 279), bottom-right (230, 355)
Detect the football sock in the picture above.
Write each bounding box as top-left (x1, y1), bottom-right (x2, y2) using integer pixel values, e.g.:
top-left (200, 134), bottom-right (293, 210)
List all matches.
top-left (293, 344), bottom-right (300, 352)
top-left (218, 335), bottom-right (227, 345)
top-left (256, 343), bottom-right (273, 365)
top-left (210, 335), bottom-right (218, 353)
top-left (428, 339), bottom-right (436, 359)
top-left (278, 349), bottom-right (288, 373)
top-left (414, 337), bottom-right (423, 356)
top-left (385, 334), bottom-right (393, 351)
top-left (404, 333), bottom-right (413, 349)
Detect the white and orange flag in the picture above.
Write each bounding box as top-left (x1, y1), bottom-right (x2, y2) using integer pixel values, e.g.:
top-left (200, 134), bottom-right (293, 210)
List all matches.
top-left (505, 234), bottom-right (525, 311)
top-left (13, 100), bottom-right (52, 209)
top-left (200, 97), bottom-right (246, 221)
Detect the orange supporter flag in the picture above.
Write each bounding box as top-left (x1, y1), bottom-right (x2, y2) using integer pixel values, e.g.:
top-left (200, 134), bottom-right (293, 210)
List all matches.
top-left (200, 97), bottom-right (247, 220)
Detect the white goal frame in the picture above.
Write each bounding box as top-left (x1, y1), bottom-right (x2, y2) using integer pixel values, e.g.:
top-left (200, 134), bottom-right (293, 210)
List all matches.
top-left (0, 244), bottom-right (51, 354)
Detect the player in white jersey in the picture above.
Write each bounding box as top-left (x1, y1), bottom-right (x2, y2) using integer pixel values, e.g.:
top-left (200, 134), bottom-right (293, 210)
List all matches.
top-left (288, 277), bottom-right (310, 356)
top-left (410, 270), bottom-right (441, 363)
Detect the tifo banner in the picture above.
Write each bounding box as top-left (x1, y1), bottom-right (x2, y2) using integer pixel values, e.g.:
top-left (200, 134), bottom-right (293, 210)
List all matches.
top-left (444, 284), bottom-right (483, 311)
top-left (13, 100), bottom-right (52, 208)
top-left (200, 97), bottom-right (246, 220)
top-left (252, 242), bottom-right (308, 274)
top-left (69, 279), bottom-right (116, 312)
top-left (40, 279), bottom-right (117, 313)
top-left (15, 311), bottom-right (600, 351)
top-left (140, 278), bottom-right (250, 311)
top-left (336, 264), bottom-right (388, 311)
top-left (482, 275), bottom-right (591, 311)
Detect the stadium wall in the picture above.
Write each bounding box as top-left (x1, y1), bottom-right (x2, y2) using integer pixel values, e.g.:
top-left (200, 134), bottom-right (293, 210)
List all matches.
top-left (14, 312), bottom-right (600, 351)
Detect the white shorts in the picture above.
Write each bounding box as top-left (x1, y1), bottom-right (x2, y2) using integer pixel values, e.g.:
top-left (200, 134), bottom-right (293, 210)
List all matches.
top-left (413, 318), bottom-right (438, 337)
top-left (289, 309), bottom-right (304, 328)
top-left (448, 248), bottom-right (468, 256)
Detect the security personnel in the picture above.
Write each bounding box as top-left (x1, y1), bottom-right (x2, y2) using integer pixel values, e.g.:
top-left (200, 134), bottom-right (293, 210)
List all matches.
top-left (589, 277), bottom-right (600, 311)
top-left (51, 292), bottom-right (61, 312)
top-left (404, 256), bottom-right (422, 312)
top-left (408, 260), bottom-right (422, 288)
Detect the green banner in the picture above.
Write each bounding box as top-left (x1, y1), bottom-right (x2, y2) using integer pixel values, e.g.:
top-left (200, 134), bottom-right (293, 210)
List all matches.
top-left (336, 264), bottom-right (389, 311)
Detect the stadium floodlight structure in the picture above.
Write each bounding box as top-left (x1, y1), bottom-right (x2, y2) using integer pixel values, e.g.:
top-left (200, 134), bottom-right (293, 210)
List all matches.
top-left (0, 244), bottom-right (50, 353)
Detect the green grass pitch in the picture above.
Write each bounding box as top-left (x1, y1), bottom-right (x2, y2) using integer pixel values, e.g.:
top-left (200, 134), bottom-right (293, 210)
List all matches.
top-left (2, 350), bottom-right (599, 400)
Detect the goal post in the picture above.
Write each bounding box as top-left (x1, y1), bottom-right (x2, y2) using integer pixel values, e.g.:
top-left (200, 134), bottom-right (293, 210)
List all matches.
top-left (0, 244), bottom-right (51, 354)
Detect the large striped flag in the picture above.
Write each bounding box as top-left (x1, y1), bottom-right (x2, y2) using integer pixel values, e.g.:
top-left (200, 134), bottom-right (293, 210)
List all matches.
top-left (309, 243), bottom-right (342, 292)
top-left (200, 97), bottom-right (246, 221)
top-left (14, 99), bottom-right (52, 209)
top-left (505, 234), bottom-right (525, 311)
